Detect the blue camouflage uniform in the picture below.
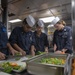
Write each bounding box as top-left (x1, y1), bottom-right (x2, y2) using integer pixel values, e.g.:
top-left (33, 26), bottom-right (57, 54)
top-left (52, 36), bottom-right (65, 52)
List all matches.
top-left (34, 31), bottom-right (49, 53)
top-left (53, 26), bottom-right (73, 54)
top-left (0, 22), bottom-right (9, 55)
top-left (9, 27), bottom-right (35, 55)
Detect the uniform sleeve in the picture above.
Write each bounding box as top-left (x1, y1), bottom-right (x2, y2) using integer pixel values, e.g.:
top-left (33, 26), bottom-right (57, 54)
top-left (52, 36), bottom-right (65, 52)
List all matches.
top-left (44, 34), bottom-right (49, 47)
top-left (64, 28), bottom-right (72, 50)
top-left (0, 26), bottom-right (8, 48)
top-left (9, 28), bottom-right (18, 45)
top-left (53, 31), bottom-right (56, 46)
top-left (31, 33), bottom-right (36, 46)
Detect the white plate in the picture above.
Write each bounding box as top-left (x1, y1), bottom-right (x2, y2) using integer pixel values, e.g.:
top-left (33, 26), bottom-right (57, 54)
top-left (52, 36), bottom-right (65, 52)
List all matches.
top-left (0, 61), bottom-right (26, 73)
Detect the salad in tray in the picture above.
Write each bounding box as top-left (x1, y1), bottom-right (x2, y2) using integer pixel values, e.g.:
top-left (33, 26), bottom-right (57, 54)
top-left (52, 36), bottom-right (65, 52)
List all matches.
top-left (0, 61), bottom-right (26, 73)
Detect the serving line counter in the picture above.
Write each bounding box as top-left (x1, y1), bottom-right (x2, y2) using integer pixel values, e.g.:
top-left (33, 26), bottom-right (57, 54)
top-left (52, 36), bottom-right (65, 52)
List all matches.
top-left (0, 54), bottom-right (44, 75)
top-left (0, 53), bottom-right (73, 75)
top-left (0, 55), bottom-right (33, 75)
top-left (27, 53), bottom-right (71, 75)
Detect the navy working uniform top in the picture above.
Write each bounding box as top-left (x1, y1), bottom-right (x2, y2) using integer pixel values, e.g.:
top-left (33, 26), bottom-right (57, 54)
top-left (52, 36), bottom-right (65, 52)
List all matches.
top-left (53, 26), bottom-right (73, 54)
top-left (9, 27), bottom-right (35, 55)
top-left (34, 31), bottom-right (49, 53)
top-left (0, 22), bottom-right (9, 55)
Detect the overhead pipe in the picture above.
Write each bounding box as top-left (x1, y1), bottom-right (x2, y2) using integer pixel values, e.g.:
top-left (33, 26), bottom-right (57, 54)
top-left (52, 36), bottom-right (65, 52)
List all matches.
top-left (1, 0), bottom-right (8, 25)
top-left (72, 0), bottom-right (75, 51)
top-left (8, 0), bottom-right (21, 4)
top-left (1, 0), bottom-right (8, 35)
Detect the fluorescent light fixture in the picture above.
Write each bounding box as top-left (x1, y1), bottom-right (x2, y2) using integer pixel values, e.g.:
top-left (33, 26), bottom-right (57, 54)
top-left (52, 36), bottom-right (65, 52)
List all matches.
top-left (9, 19), bottom-right (22, 23)
top-left (39, 16), bottom-right (55, 23)
top-left (47, 24), bottom-right (54, 28)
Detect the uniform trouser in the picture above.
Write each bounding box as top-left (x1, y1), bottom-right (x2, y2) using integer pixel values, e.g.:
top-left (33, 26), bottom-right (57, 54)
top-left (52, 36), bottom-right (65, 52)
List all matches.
top-left (0, 48), bottom-right (9, 55)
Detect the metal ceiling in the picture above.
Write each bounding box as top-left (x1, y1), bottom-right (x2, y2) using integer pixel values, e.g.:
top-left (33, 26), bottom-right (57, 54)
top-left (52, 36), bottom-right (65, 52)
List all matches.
top-left (7, 0), bottom-right (71, 22)
top-left (1, 0), bottom-right (70, 34)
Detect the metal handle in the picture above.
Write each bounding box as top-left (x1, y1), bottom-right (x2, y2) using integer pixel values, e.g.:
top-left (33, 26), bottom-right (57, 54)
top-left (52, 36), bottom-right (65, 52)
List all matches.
top-left (64, 54), bottom-right (71, 75)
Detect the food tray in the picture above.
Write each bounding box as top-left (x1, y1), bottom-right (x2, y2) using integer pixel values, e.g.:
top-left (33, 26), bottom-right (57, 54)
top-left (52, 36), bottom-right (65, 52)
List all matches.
top-left (27, 53), bottom-right (71, 75)
top-left (0, 54), bottom-right (46, 74)
top-left (0, 61), bottom-right (26, 73)
top-left (1, 54), bottom-right (44, 62)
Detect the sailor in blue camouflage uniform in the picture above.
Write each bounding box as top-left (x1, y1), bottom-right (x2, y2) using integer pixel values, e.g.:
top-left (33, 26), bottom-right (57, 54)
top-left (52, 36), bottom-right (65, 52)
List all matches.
top-left (9, 15), bottom-right (35, 55)
top-left (0, 22), bottom-right (18, 60)
top-left (31, 20), bottom-right (49, 56)
top-left (52, 17), bottom-right (73, 54)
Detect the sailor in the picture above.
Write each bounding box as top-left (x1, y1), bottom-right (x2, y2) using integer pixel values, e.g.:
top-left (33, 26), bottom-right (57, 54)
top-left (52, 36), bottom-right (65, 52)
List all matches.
top-left (9, 15), bottom-right (36, 55)
top-left (52, 17), bottom-right (73, 54)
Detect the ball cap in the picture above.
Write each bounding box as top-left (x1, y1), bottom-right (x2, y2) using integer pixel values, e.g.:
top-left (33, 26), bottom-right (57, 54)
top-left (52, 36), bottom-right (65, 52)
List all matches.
top-left (52, 17), bottom-right (60, 25)
top-left (26, 15), bottom-right (35, 27)
top-left (37, 20), bottom-right (44, 27)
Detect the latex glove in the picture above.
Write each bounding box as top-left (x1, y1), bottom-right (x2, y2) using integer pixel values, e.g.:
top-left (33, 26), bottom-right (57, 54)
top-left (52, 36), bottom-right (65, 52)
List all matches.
top-left (62, 49), bottom-right (67, 52)
top-left (31, 50), bottom-right (35, 56)
top-left (20, 50), bottom-right (26, 56)
top-left (0, 52), bottom-right (5, 60)
top-left (54, 51), bottom-right (62, 54)
top-left (53, 44), bottom-right (57, 52)
top-left (10, 49), bottom-right (19, 56)
top-left (45, 47), bottom-right (48, 53)
top-left (31, 45), bottom-right (36, 56)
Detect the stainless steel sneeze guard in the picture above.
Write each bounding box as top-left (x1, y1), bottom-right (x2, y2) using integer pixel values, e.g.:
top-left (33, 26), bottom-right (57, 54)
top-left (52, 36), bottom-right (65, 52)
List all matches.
top-left (27, 53), bottom-right (71, 75)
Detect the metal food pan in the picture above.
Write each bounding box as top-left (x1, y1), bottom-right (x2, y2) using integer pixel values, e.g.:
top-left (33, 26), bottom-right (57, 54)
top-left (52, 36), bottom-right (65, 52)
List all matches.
top-left (3, 54), bottom-right (46, 62)
top-left (0, 55), bottom-right (35, 62)
top-left (27, 53), bottom-right (70, 75)
top-left (25, 53), bottom-right (47, 62)
top-left (0, 54), bottom-right (47, 74)
top-left (69, 54), bottom-right (75, 75)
